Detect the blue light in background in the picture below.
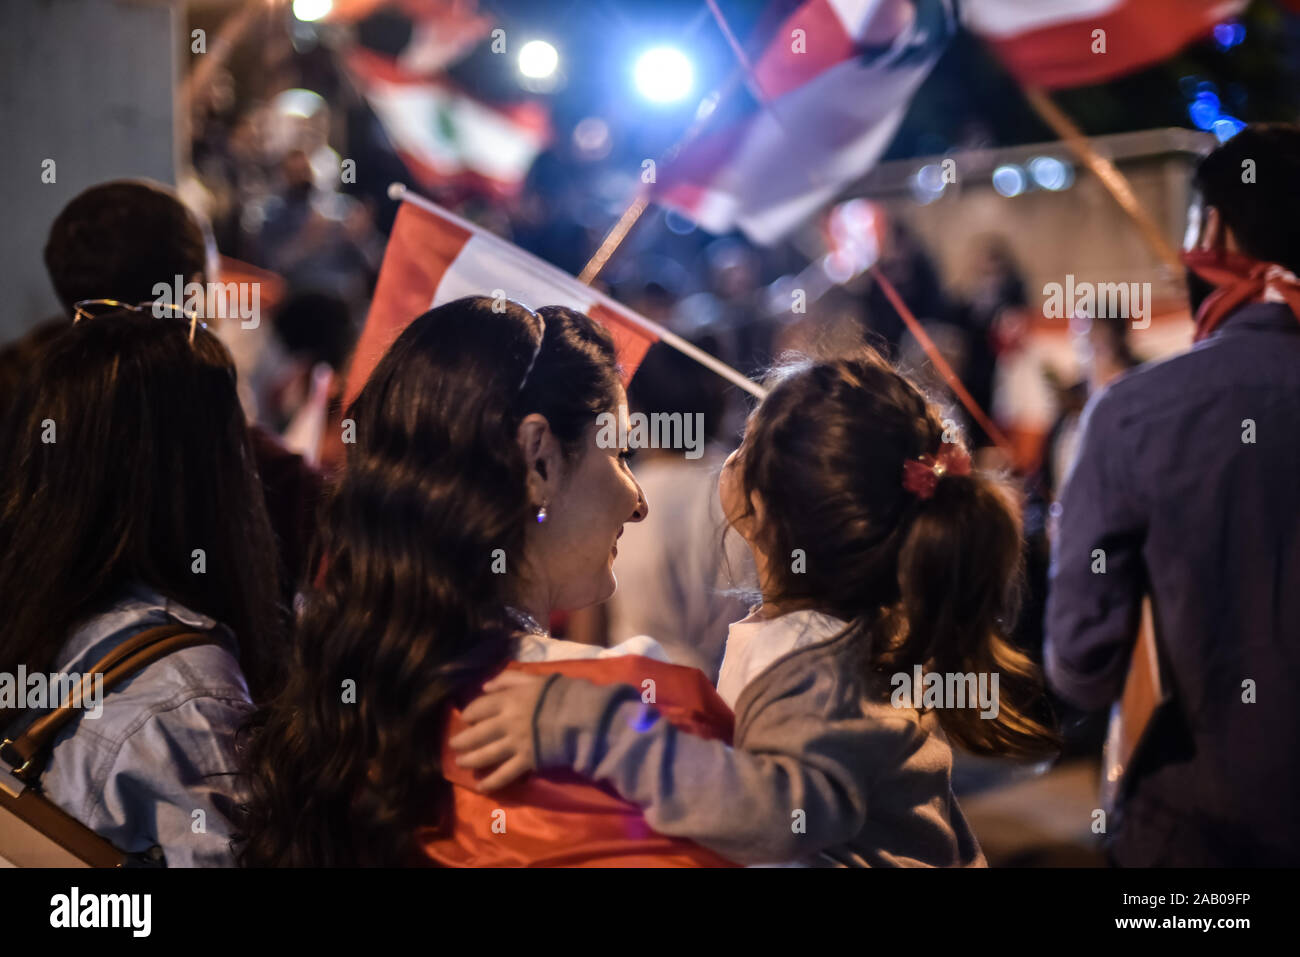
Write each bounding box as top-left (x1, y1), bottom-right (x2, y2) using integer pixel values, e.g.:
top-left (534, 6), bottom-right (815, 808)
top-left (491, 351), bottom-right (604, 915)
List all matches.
top-left (1028, 156), bottom-right (1073, 191)
top-left (992, 164), bottom-right (1027, 198)
top-left (1189, 91), bottom-right (1222, 131)
top-left (634, 47), bottom-right (695, 104)
top-left (1213, 21), bottom-right (1246, 51)
top-left (1213, 116), bottom-right (1247, 142)
top-left (911, 163), bottom-right (947, 205)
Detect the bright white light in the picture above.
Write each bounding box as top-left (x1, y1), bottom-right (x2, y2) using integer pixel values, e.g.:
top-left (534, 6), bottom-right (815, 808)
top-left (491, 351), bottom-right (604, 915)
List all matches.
top-left (634, 47), bottom-right (694, 103)
top-left (911, 164), bottom-right (947, 205)
top-left (519, 40), bottom-right (559, 79)
top-left (992, 164), bottom-right (1027, 198)
top-left (292, 0), bottom-right (333, 23)
top-left (1028, 156), bottom-right (1072, 191)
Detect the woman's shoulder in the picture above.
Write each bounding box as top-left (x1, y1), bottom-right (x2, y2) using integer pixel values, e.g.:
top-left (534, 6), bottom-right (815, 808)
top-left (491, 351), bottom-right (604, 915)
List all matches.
top-left (50, 587), bottom-right (252, 730)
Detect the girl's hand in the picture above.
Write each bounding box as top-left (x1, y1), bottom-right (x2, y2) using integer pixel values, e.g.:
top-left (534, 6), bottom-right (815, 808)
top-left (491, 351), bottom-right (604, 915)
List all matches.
top-left (449, 670), bottom-right (551, 792)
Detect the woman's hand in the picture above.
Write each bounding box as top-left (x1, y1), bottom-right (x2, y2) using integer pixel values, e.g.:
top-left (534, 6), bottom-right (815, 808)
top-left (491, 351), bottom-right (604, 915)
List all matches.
top-left (449, 670), bottom-right (551, 792)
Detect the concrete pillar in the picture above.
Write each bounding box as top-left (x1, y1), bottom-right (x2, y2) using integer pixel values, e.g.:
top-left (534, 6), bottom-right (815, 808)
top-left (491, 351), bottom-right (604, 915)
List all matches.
top-left (0, 0), bottom-right (179, 341)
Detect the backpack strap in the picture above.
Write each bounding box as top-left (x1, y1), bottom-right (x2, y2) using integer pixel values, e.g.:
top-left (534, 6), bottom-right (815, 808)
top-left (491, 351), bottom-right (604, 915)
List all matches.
top-left (0, 624), bottom-right (219, 780)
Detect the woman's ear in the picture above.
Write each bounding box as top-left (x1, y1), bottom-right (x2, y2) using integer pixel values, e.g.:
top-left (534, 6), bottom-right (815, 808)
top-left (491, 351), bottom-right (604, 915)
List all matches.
top-left (516, 413), bottom-right (561, 506)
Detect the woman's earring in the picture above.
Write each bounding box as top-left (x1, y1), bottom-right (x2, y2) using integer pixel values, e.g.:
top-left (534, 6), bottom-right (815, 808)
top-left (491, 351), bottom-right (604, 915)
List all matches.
top-left (536, 502), bottom-right (549, 524)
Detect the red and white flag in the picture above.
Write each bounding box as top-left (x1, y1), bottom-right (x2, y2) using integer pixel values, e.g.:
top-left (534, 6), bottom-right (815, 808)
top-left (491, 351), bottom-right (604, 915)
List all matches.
top-left (964, 0), bottom-right (1249, 90)
top-left (343, 193), bottom-right (662, 405)
top-left (344, 47), bottom-right (549, 199)
top-left (657, 0), bottom-right (957, 245)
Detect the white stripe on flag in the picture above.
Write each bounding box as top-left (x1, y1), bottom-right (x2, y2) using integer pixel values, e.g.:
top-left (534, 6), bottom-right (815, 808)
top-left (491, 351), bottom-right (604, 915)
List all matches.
top-left (432, 234), bottom-right (595, 314)
top-left (828, 0), bottom-right (891, 39)
top-left (962, 0), bottom-right (1124, 37)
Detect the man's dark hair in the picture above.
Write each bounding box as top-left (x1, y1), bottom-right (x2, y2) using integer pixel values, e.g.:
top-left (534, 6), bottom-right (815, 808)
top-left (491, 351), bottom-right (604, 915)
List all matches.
top-left (627, 337), bottom-right (727, 447)
top-left (273, 291), bottom-right (357, 371)
top-left (1193, 124), bottom-right (1300, 274)
top-left (43, 179), bottom-right (210, 310)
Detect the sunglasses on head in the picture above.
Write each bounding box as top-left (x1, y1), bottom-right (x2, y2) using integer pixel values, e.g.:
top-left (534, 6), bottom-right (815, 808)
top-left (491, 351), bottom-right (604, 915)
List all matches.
top-left (71, 299), bottom-right (207, 344)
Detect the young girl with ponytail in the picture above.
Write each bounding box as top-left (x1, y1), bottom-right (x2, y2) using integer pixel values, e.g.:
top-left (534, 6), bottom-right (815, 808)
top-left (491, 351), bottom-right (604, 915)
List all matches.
top-left (453, 349), bottom-right (1059, 866)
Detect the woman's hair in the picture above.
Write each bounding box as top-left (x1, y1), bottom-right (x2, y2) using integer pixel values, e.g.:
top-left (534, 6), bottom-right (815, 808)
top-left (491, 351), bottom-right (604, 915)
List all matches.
top-left (237, 297), bottom-right (621, 866)
top-left (0, 310), bottom-right (282, 697)
top-left (737, 350), bottom-right (1058, 758)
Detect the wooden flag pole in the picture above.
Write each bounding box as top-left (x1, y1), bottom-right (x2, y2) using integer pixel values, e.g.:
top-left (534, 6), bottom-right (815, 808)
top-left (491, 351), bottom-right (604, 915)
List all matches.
top-left (870, 266), bottom-right (1017, 458)
top-left (1022, 85), bottom-right (1184, 273)
top-left (577, 192), bottom-right (652, 285)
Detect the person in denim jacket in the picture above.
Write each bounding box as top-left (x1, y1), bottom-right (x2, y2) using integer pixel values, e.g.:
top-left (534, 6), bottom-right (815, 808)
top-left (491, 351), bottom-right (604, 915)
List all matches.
top-left (0, 308), bottom-right (283, 865)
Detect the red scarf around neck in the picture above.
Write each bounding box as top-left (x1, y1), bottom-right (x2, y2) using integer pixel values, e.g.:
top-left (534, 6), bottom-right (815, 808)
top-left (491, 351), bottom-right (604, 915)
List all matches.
top-left (1183, 248), bottom-right (1300, 342)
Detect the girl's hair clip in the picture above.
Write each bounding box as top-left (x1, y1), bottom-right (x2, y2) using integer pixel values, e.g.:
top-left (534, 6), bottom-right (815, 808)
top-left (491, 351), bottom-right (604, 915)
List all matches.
top-left (902, 444), bottom-right (972, 501)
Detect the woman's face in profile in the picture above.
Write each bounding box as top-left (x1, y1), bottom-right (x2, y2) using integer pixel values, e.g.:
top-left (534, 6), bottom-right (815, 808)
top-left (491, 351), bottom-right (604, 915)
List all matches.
top-left (533, 397), bottom-right (648, 611)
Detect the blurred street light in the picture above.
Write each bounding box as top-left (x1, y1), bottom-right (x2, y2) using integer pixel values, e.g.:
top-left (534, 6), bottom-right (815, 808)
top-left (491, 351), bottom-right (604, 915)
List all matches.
top-left (519, 40), bottom-right (559, 80)
top-left (634, 47), bottom-right (694, 103)
top-left (291, 0), bottom-right (333, 23)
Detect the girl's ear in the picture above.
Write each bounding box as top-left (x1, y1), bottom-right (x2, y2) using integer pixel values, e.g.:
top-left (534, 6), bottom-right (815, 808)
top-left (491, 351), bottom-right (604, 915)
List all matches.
top-left (516, 413), bottom-right (561, 506)
top-left (746, 488), bottom-right (769, 539)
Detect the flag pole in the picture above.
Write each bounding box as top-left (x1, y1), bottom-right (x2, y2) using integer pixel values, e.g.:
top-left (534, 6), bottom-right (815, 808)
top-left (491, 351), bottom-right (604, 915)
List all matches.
top-left (387, 183), bottom-right (768, 399)
top-left (870, 267), bottom-right (1017, 458)
top-left (1021, 85), bottom-right (1184, 273)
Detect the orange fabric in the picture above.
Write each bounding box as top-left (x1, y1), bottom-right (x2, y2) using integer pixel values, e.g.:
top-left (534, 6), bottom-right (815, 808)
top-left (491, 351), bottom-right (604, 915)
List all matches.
top-left (419, 654), bottom-right (737, 867)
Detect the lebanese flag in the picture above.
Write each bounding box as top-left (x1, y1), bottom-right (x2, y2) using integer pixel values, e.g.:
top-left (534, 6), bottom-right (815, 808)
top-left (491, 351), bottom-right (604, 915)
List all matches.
top-left (424, 654), bottom-right (737, 867)
top-left (964, 0), bottom-right (1249, 90)
top-left (343, 196), bottom-right (659, 406)
top-left (344, 47), bottom-right (549, 198)
top-left (656, 0), bottom-right (957, 244)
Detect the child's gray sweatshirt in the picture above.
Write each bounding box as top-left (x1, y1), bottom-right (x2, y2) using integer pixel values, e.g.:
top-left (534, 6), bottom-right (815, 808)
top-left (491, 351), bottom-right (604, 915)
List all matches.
top-left (531, 617), bottom-right (986, 867)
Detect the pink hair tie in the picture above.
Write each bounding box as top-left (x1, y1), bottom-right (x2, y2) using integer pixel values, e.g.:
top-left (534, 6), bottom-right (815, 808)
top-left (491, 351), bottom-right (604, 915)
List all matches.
top-left (902, 444), bottom-right (972, 501)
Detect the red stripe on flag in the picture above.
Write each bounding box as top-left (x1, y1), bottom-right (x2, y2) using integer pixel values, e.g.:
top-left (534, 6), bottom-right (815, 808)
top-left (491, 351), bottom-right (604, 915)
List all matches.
top-left (983, 0), bottom-right (1241, 90)
top-left (217, 256), bottom-right (285, 315)
top-left (753, 0), bottom-right (855, 101)
top-left (587, 301), bottom-right (659, 385)
top-left (343, 202), bottom-right (471, 406)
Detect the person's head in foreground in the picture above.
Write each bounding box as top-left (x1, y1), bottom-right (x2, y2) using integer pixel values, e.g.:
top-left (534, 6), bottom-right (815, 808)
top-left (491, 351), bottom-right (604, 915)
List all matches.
top-left (238, 296), bottom-right (647, 866)
top-left (0, 307), bottom-right (281, 700)
top-left (43, 179), bottom-right (215, 312)
top-left (719, 350), bottom-right (1057, 756)
top-left (1184, 123), bottom-right (1300, 320)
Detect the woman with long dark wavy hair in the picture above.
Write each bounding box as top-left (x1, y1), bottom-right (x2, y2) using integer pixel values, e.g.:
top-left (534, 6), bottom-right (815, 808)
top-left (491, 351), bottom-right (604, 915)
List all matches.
top-left (238, 296), bottom-right (736, 867)
top-left (0, 308), bottom-right (282, 866)
top-left (454, 348), bottom-right (1061, 867)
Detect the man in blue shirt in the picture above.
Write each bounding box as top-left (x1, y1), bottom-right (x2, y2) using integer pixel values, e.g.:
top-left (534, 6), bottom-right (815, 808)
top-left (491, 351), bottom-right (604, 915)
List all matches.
top-left (1046, 125), bottom-right (1300, 866)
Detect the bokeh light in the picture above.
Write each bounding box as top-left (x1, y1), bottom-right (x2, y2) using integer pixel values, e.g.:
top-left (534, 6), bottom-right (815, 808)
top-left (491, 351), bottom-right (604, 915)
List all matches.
top-left (634, 47), bottom-right (694, 103)
top-left (291, 0), bottom-right (333, 23)
top-left (992, 164), bottom-right (1027, 198)
top-left (518, 40), bottom-right (559, 80)
top-left (1028, 156), bottom-right (1072, 191)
